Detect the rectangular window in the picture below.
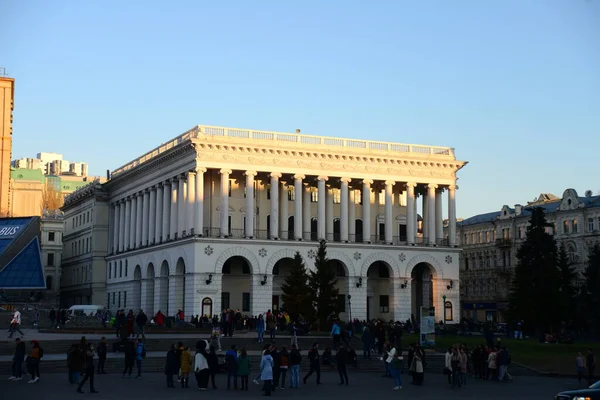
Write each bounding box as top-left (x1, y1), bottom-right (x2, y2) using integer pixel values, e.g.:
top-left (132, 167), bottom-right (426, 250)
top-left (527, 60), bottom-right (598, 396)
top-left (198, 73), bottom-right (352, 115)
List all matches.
top-left (267, 184), bottom-right (271, 200)
top-left (109, 265), bottom-right (112, 279)
top-left (118, 292), bottom-right (121, 308)
top-left (311, 189), bottom-right (318, 203)
top-left (125, 263), bottom-right (128, 277)
top-left (72, 219), bottom-right (75, 228)
top-left (221, 292), bottom-right (230, 310)
top-left (48, 231), bottom-right (55, 242)
top-left (572, 219), bottom-right (578, 233)
top-left (563, 220), bottom-right (569, 234)
top-left (242, 292), bottom-right (251, 312)
top-left (112, 292), bottom-right (115, 305)
top-left (354, 190), bottom-right (362, 205)
top-left (47, 253), bottom-right (55, 266)
top-left (336, 294), bottom-right (346, 313)
top-left (589, 218), bottom-right (594, 232)
top-left (124, 291), bottom-right (127, 308)
top-left (119, 264), bottom-right (122, 278)
top-left (107, 294), bottom-right (110, 308)
top-left (288, 187), bottom-right (295, 201)
top-left (333, 189), bottom-right (341, 204)
top-left (228, 179), bottom-right (233, 197)
top-left (379, 295), bottom-right (390, 313)
top-left (114, 264), bottom-right (117, 278)
top-left (378, 190), bottom-right (384, 206)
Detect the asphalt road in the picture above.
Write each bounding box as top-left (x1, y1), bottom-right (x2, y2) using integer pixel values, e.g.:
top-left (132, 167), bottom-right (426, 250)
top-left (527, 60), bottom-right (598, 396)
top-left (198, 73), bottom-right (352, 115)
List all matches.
top-left (2, 370), bottom-right (586, 400)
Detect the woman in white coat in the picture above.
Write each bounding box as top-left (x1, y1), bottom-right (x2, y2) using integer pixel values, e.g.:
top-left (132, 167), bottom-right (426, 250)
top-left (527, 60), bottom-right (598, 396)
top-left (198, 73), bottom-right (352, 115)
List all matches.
top-left (194, 340), bottom-right (210, 390)
top-left (260, 349), bottom-right (274, 396)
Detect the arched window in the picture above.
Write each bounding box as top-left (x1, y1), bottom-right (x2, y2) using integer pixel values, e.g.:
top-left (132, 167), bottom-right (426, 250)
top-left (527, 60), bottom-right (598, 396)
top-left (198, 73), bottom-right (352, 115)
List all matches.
top-left (444, 301), bottom-right (453, 321)
top-left (202, 297), bottom-right (213, 317)
top-left (567, 244), bottom-right (577, 263)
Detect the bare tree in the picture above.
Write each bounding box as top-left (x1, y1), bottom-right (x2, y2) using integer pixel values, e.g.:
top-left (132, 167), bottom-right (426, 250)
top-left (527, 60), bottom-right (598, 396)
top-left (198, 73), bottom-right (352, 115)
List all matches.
top-left (41, 182), bottom-right (63, 214)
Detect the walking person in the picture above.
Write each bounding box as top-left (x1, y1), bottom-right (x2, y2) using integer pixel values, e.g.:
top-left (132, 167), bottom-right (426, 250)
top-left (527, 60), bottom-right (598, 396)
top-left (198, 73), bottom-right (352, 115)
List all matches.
top-left (238, 349), bottom-right (251, 391)
top-left (165, 345), bottom-right (178, 388)
top-left (260, 348), bottom-right (274, 396)
top-left (96, 337), bottom-right (107, 374)
top-left (8, 338), bottom-right (26, 381)
top-left (303, 342), bottom-right (321, 385)
top-left (8, 308), bottom-right (25, 339)
top-left (444, 347), bottom-right (453, 385)
top-left (135, 339), bottom-right (145, 378)
top-left (391, 352), bottom-right (403, 390)
top-left (135, 310), bottom-right (148, 339)
top-left (77, 343), bottom-right (98, 393)
top-left (289, 344), bottom-right (301, 388)
top-left (194, 340), bottom-right (210, 390)
top-left (587, 348), bottom-right (596, 386)
top-left (26, 340), bottom-right (42, 384)
top-left (256, 314), bottom-right (265, 343)
top-left (576, 352), bottom-right (587, 385)
top-left (179, 345), bottom-right (192, 388)
top-left (336, 344), bottom-right (349, 386)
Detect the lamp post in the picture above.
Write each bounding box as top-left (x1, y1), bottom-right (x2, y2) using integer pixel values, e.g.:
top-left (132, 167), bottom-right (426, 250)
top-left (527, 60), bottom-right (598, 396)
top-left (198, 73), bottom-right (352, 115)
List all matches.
top-left (442, 295), bottom-right (447, 324)
top-left (347, 295), bottom-right (352, 323)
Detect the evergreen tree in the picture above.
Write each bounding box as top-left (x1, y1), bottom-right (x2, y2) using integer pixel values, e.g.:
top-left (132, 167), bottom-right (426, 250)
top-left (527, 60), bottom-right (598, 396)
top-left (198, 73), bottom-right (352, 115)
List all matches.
top-left (582, 243), bottom-right (600, 332)
top-left (557, 244), bottom-right (577, 324)
top-left (507, 207), bottom-right (561, 335)
top-left (308, 239), bottom-right (339, 330)
top-left (280, 252), bottom-right (313, 321)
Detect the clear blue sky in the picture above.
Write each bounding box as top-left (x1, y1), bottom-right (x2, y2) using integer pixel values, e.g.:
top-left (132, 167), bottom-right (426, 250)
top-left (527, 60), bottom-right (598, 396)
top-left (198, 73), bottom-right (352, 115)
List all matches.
top-left (2, 1), bottom-right (599, 218)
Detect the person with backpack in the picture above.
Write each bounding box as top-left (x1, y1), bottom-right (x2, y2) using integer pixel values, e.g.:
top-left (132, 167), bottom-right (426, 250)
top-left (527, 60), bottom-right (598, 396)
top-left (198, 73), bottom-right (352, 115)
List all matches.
top-left (135, 339), bottom-right (145, 378)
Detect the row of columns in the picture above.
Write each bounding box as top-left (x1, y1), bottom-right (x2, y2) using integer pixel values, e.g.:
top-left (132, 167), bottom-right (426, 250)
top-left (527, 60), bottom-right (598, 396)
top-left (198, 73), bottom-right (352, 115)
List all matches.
top-left (111, 168), bottom-right (457, 253)
top-left (111, 168), bottom-right (206, 253)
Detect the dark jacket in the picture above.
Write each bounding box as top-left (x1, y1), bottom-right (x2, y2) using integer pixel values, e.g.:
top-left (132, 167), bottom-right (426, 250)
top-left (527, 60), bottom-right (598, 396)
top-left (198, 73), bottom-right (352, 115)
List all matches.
top-left (14, 342), bottom-right (26, 361)
top-left (97, 341), bottom-right (107, 359)
top-left (207, 351), bottom-right (220, 372)
top-left (165, 350), bottom-right (179, 375)
top-left (85, 350), bottom-right (95, 370)
top-left (225, 349), bottom-right (238, 372)
top-left (335, 348), bottom-right (347, 365)
top-left (289, 349), bottom-right (301, 365)
top-left (136, 312), bottom-right (148, 327)
top-left (124, 341), bottom-right (136, 365)
top-left (308, 348), bottom-right (320, 365)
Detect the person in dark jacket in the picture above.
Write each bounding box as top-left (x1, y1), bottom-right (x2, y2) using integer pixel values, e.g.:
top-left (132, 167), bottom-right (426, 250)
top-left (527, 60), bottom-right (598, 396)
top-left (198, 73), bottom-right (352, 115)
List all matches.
top-left (136, 310), bottom-right (148, 339)
top-left (96, 337), bottom-right (107, 374)
top-left (77, 344), bottom-right (98, 393)
top-left (289, 344), bottom-right (301, 388)
top-left (9, 338), bottom-right (26, 380)
top-left (303, 342), bottom-right (321, 385)
top-left (165, 344), bottom-right (179, 388)
top-left (362, 327), bottom-right (372, 359)
top-left (207, 346), bottom-right (220, 389)
top-left (336, 344), bottom-right (349, 385)
top-left (225, 345), bottom-right (238, 390)
top-left (122, 340), bottom-right (135, 378)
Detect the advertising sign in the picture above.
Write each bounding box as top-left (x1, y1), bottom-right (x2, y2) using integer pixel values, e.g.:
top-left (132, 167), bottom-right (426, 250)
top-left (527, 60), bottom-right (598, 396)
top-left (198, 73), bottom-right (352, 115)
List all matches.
top-left (420, 306), bottom-right (436, 348)
top-left (0, 225), bottom-right (22, 239)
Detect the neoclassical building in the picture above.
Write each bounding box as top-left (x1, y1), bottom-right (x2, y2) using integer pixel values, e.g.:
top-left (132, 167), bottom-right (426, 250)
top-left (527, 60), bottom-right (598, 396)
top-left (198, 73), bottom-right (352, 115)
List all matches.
top-left (63, 125), bottom-right (466, 323)
top-left (454, 189), bottom-right (600, 323)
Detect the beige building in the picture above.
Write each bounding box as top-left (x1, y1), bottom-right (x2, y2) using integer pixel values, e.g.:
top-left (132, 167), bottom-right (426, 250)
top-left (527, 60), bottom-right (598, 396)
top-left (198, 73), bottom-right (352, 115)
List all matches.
top-left (41, 211), bottom-right (64, 296)
top-left (0, 77), bottom-right (15, 216)
top-left (59, 181), bottom-right (110, 306)
top-left (454, 189), bottom-right (600, 323)
top-left (64, 125), bottom-right (467, 323)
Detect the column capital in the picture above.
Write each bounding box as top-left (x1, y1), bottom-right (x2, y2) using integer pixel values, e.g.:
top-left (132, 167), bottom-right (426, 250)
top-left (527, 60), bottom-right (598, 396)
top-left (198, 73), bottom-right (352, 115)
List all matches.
top-left (317, 175), bottom-right (328, 182)
top-left (427, 183), bottom-right (439, 190)
top-left (143, 188), bottom-right (150, 194)
top-left (245, 170), bottom-right (258, 177)
top-left (448, 184), bottom-right (457, 190)
top-left (196, 167), bottom-right (207, 174)
top-left (187, 170), bottom-right (196, 178)
top-left (150, 185), bottom-right (157, 191)
top-left (169, 177), bottom-right (178, 183)
top-left (220, 169), bottom-right (232, 175)
top-left (293, 173), bottom-right (305, 180)
top-left (270, 172), bottom-right (282, 179)
top-left (436, 186), bottom-right (445, 194)
top-left (362, 179), bottom-right (373, 186)
top-left (384, 180), bottom-right (396, 187)
top-left (406, 182), bottom-right (417, 188)
top-left (340, 177), bottom-right (352, 184)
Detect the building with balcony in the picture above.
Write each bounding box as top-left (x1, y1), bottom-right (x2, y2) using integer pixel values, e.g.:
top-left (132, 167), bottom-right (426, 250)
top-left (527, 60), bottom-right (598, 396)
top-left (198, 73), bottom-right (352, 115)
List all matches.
top-left (62, 125), bottom-right (466, 322)
top-left (455, 189), bottom-right (600, 323)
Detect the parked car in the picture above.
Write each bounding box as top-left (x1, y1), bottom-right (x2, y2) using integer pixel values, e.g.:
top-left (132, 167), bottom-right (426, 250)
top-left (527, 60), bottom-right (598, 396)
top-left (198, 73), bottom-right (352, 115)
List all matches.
top-left (555, 380), bottom-right (600, 399)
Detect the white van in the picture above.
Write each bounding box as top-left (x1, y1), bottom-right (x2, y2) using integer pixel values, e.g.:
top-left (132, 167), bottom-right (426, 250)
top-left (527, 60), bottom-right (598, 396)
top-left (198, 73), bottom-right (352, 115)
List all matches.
top-left (67, 305), bottom-right (105, 317)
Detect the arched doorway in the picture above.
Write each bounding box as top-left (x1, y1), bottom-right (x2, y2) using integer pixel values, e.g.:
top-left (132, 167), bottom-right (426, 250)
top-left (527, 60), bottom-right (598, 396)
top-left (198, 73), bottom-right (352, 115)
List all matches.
top-left (272, 257), bottom-right (294, 312)
top-left (145, 263), bottom-right (155, 316)
top-left (333, 218), bottom-right (341, 242)
top-left (132, 265), bottom-right (142, 311)
top-left (155, 260), bottom-right (169, 316)
top-left (411, 262), bottom-right (436, 318)
top-left (366, 261), bottom-right (393, 321)
top-left (330, 259), bottom-right (349, 321)
top-left (170, 258), bottom-right (185, 316)
top-left (311, 218), bottom-right (318, 240)
top-left (355, 219), bottom-right (363, 242)
top-left (221, 256), bottom-right (252, 313)
top-left (202, 297), bottom-right (213, 318)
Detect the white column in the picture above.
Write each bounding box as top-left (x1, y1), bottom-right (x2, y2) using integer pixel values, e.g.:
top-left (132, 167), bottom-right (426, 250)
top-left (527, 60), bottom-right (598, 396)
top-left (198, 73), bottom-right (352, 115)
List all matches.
top-left (326, 186), bottom-right (334, 240)
top-left (178, 175), bottom-right (186, 237)
top-left (136, 193), bottom-right (143, 247)
top-left (142, 189), bottom-right (150, 246)
top-left (302, 183), bottom-right (311, 240)
top-left (385, 180), bottom-right (395, 244)
top-left (280, 180), bottom-right (289, 239)
top-left (245, 171), bottom-right (256, 238)
top-left (130, 194), bottom-right (137, 249)
top-left (448, 185), bottom-right (457, 247)
top-left (148, 187), bottom-right (156, 245)
top-left (435, 187), bottom-right (444, 244)
top-left (317, 176), bottom-right (328, 240)
top-left (195, 168), bottom-right (206, 236)
top-left (118, 200), bottom-right (125, 252)
top-left (406, 182), bottom-right (416, 245)
top-left (112, 203), bottom-right (120, 253)
top-left (428, 183), bottom-right (438, 246)
top-left (170, 178), bottom-right (178, 240)
top-left (340, 178), bottom-right (350, 242)
top-left (294, 174), bottom-right (304, 240)
top-left (155, 184), bottom-right (164, 243)
top-left (162, 180), bottom-right (171, 241)
top-left (270, 172), bottom-right (281, 239)
top-left (124, 197), bottom-right (131, 250)
top-left (220, 169), bottom-right (232, 237)
top-left (186, 171), bottom-right (196, 236)
top-left (362, 179), bottom-right (373, 243)
top-left (348, 187), bottom-right (356, 241)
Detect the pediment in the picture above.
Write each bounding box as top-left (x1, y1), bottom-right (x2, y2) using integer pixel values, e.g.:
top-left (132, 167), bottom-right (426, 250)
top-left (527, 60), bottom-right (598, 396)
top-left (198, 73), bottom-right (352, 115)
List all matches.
top-left (559, 189), bottom-right (582, 211)
top-left (215, 205), bottom-right (235, 212)
top-left (498, 205), bottom-right (512, 220)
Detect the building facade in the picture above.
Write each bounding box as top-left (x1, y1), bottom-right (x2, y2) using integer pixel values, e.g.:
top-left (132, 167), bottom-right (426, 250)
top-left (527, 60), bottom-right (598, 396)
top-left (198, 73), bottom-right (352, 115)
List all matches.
top-left (64, 125), bottom-right (466, 323)
top-left (0, 77), bottom-right (15, 216)
top-left (59, 181), bottom-right (110, 306)
top-left (40, 212), bottom-right (65, 297)
top-left (13, 152), bottom-right (89, 177)
top-left (455, 189), bottom-right (600, 323)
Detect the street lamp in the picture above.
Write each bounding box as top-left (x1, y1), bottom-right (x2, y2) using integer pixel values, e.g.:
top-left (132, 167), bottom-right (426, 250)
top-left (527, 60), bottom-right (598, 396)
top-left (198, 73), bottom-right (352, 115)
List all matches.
top-left (347, 295), bottom-right (352, 323)
top-left (442, 295), bottom-right (447, 324)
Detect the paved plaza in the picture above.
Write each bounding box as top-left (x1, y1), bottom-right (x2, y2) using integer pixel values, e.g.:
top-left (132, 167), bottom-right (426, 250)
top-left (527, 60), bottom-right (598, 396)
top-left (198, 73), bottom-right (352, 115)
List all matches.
top-left (2, 370), bottom-right (584, 400)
